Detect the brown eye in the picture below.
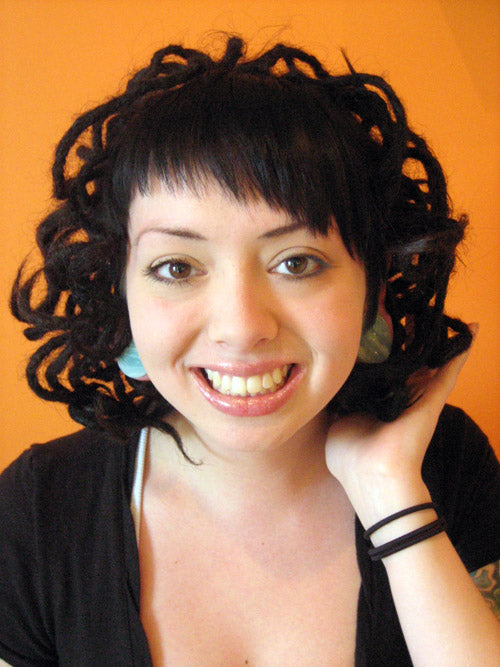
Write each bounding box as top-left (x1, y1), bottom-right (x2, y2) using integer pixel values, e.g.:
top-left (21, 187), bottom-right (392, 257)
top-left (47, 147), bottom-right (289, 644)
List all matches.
top-left (284, 256), bottom-right (308, 274)
top-left (273, 254), bottom-right (328, 279)
top-left (150, 259), bottom-right (200, 284)
top-left (167, 261), bottom-right (191, 279)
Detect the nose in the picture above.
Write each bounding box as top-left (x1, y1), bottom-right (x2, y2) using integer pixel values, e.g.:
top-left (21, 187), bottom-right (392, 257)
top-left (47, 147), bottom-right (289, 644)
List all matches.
top-left (207, 272), bottom-right (279, 351)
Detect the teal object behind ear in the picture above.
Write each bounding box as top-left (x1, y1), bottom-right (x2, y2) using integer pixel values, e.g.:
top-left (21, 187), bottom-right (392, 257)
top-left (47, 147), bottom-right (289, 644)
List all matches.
top-left (357, 313), bottom-right (393, 364)
top-left (117, 341), bottom-right (148, 379)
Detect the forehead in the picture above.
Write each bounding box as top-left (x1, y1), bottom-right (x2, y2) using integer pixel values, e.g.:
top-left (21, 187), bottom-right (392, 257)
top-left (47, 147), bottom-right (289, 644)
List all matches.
top-left (128, 180), bottom-right (324, 243)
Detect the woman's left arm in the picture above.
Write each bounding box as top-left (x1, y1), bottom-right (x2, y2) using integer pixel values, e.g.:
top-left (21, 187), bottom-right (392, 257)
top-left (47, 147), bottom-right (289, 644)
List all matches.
top-left (326, 335), bottom-right (500, 665)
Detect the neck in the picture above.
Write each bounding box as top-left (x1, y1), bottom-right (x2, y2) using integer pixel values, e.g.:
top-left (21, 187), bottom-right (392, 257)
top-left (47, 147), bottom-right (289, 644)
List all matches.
top-left (149, 410), bottom-right (335, 520)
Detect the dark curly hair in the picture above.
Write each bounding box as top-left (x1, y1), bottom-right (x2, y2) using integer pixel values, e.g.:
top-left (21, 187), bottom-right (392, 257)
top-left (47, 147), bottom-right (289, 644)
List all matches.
top-left (11, 36), bottom-right (471, 456)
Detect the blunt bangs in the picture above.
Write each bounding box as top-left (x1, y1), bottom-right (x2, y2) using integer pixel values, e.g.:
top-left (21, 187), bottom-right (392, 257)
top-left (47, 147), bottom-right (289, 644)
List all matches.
top-left (112, 71), bottom-right (376, 261)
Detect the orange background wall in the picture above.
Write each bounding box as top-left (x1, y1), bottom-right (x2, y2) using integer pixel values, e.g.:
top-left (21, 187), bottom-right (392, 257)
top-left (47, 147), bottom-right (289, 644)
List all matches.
top-left (1, 0), bottom-right (499, 469)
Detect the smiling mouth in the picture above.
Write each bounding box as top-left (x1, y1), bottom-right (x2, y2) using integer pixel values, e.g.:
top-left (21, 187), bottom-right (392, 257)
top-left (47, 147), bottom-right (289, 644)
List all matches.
top-left (201, 365), bottom-right (293, 397)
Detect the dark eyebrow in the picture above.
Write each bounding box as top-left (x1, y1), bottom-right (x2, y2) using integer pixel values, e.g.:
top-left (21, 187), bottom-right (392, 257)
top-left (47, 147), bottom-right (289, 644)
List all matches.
top-left (133, 227), bottom-right (207, 246)
top-left (157, 227), bottom-right (206, 240)
top-left (258, 221), bottom-right (305, 239)
top-left (134, 221), bottom-right (305, 245)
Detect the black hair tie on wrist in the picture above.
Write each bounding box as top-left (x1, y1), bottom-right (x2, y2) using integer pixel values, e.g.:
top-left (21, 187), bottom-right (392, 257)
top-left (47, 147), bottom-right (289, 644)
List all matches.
top-left (367, 517), bottom-right (447, 561)
top-left (363, 502), bottom-right (436, 540)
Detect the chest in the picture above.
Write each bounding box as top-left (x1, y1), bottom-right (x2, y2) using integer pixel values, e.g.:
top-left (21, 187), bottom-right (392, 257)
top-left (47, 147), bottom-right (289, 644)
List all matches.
top-left (138, 490), bottom-right (361, 665)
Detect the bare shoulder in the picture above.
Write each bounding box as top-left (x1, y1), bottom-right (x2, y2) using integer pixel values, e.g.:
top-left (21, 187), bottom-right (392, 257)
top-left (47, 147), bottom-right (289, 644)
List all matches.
top-left (0, 659), bottom-right (13, 666)
top-left (471, 560), bottom-right (500, 621)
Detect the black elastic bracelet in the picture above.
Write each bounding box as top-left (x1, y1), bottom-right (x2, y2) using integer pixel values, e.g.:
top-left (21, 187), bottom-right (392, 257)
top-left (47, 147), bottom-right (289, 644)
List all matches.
top-left (364, 502), bottom-right (436, 540)
top-left (368, 517), bottom-right (447, 561)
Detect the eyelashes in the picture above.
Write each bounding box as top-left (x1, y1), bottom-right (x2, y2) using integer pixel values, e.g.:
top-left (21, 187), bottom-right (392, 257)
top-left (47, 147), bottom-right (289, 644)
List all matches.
top-left (143, 258), bottom-right (203, 287)
top-left (144, 253), bottom-right (330, 287)
top-left (272, 254), bottom-right (329, 278)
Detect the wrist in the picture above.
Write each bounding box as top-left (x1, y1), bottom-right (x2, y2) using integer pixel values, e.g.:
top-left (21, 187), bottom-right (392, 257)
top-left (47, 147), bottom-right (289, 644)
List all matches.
top-left (362, 499), bottom-right (446, 562)
top-left (354, 479), bottom-right (432, 532)
top-left (368, 505), bottom-right (438, 547)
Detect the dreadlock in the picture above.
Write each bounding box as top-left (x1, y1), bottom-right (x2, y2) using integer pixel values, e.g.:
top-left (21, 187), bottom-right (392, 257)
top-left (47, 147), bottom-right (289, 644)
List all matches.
top-left (11, 36), bottom-right (470, 457)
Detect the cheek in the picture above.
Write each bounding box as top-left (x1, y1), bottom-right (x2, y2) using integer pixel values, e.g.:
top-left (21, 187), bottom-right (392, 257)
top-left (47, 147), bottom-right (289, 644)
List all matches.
top-left (312, 309), bottom-right (363, 361)
top-left (126, 292), bottom-right (190, 364)
top-left (298, 283), bottom-right (365, 353)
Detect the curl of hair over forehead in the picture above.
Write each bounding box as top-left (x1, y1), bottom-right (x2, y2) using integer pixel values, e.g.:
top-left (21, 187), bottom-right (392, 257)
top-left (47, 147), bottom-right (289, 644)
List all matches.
top-left (11, 36), bottom-right (471, 455)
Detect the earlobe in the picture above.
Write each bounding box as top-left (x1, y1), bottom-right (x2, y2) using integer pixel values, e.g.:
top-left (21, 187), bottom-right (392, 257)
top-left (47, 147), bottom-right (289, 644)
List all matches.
top-left (117, 340), bottom-right (149, 380)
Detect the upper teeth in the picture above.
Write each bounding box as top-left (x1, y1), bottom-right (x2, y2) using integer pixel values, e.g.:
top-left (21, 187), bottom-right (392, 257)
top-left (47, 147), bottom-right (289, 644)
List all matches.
top-left (204, 365), bottom-right (291, 397)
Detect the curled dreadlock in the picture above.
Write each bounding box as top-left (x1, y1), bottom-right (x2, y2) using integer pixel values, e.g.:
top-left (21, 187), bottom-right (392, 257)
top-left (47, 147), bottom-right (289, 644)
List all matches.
top-left (11, 36), bottom-right (471, 456)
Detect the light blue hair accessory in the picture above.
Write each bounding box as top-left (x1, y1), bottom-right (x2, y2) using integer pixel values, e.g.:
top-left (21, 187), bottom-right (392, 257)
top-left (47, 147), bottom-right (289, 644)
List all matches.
top-left (357, 313), bottom-right (393, 364)
top-left (117, 340), bottom-right (148, 379)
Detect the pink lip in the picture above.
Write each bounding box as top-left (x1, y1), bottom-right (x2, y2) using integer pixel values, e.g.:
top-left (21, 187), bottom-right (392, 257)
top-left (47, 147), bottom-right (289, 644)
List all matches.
top-left (191, 364), bottom-right (303, 417)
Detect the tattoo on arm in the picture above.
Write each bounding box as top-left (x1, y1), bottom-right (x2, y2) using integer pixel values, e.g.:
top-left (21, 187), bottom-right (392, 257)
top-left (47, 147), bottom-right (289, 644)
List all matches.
top-left (471, 560), bottom-right (500, 622)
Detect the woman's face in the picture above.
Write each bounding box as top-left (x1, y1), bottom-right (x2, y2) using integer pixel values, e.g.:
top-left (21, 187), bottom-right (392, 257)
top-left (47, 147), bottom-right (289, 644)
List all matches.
top-left (125, 181), bottom-right (366, 456)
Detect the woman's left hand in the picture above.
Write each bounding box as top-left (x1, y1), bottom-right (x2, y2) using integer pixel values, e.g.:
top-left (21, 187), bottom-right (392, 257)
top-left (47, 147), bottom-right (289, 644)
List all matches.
top-left (325, 326), bottom-right (476, 527)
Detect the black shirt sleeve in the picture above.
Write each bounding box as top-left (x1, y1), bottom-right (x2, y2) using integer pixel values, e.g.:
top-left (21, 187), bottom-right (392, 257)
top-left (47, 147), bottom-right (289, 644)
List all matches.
top-left (422, 404), bottom-right (500, 572)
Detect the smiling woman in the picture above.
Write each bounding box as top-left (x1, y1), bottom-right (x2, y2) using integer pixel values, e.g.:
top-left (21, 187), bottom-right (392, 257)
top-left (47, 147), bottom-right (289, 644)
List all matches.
top-left (1, 36), bottom-right (500, 665)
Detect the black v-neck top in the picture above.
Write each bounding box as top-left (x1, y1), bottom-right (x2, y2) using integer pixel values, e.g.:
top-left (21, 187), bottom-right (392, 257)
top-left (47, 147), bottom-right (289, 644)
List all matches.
top-left (1, 405), bottom-right (500, 666)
